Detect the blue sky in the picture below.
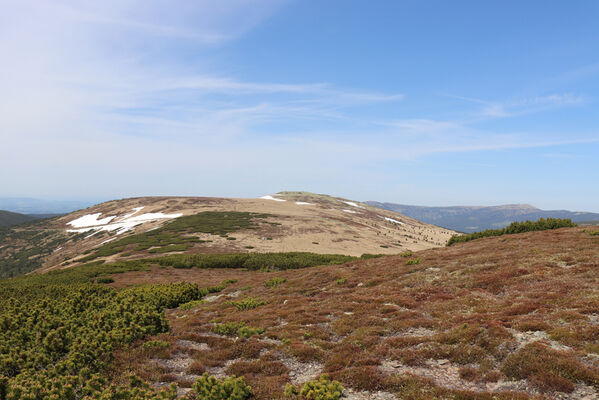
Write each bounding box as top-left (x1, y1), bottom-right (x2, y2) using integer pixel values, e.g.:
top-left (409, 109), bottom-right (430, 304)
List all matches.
top-left (1, 0), bottom-right (598, 211)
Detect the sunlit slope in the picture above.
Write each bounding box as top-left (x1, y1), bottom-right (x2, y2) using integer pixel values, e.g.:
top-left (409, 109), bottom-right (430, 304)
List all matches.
top-left (0, 192), bottom-right (454, 277)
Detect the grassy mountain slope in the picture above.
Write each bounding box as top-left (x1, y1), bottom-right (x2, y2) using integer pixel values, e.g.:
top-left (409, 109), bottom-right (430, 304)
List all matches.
top-left (0, 192), bottom-right (454, 278)
top-left (98, 225), bottom-right (599, 399)
top-left (0, 210), bottom-right (37, 228)
top-left (367, 201), bottom-right (599, 233)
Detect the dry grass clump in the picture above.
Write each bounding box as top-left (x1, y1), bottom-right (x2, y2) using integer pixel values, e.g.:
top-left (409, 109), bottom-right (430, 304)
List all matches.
top-left (324, 343), bottom-right (380, 373)
top-left (330, 366), bottom-right (385, 391)
top-left (186, 360), bottom-right (205, 375)
top-left (227, 296), bottom-right (267, 310)
top-left (225, 359), bottom-right (289, 399)
top-left (514, 318), bottom-right (551, 332)
top-left (285, 341), bottom-right (326, 363)
top-left (501, 342), bottom-right (599, 392)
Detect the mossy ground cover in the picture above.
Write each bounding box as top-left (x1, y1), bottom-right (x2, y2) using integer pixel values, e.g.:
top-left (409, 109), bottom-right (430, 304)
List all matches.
top-left (107, 227), bottom-right (599, 399)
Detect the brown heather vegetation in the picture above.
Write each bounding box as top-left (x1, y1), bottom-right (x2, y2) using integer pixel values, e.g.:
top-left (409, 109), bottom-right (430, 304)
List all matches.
top-left (99, 226), bottom-right (599, 399)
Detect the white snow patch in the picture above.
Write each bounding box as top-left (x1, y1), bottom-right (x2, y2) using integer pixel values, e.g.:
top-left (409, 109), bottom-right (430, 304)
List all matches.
top-left (68, 213), bottom-right (116, 228)
top-left (54, 247), bottom-right (62, 252)
top-left (380, 216), bottom-right (404, 225)
top-left (343, 201), bottom-right (365, 208)
top-left (66, 208), bottom-right (182, 237)
top-left (342, 209), bottom-right (357, 214)
top-left (259, 195), bottom-right (286, 202)
top-left (295, 201), bottom-right (313, 205)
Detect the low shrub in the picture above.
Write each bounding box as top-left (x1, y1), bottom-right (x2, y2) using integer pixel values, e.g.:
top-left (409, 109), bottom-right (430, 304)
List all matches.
top-left (501, 342), bottom-right (599, 392)
top-left (0, 260), bottom-right (217, 399)
top-left (406, 258), bottom-right (421, 265)
top-left (359, 254), bottom-right (385, 260)
top-left (163, 252), bottom-right (356, 271)
top-left (529, 371), bottom-right (574, 393)
top-left (143, 340), bottom-right (170, 349)
top-left (447, 218), bottom-right (577, 246)
top-left (285, 374), bottom-right (344, 400)
top-left (179, 299), bottom-right (206, 310)
top-left (187, 361), bottom-right (205, 375)
top-left (190, 373), bottom-right (252, 400)
top-left (213, 322), bottom-right (246, 336)
top-left (264, 277), bottom-right (287, 288)
top-left (213, 322), bottom-right (264, 338)
top-left (237, 326), bottom-right (265, 338)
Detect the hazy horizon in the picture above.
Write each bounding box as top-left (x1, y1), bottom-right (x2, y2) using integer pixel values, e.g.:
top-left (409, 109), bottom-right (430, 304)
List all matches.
top-left (1, 194), bottom-right (598, 215)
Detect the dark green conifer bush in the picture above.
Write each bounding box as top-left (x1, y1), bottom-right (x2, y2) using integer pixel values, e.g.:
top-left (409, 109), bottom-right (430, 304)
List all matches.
top-left (190, 374), bottom-right (252, 400)
top-left (0, 263), bottom-right (222, 399)
top-left (284, 374), bottom-right (344, 400)
top-left (264, 277), bottom-right (287, 288)
top-left (447, 218), bottom-right (577, 246)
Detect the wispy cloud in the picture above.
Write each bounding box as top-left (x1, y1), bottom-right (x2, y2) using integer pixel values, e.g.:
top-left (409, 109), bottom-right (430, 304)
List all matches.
top-left (443, 93), bottom-right (585, 120)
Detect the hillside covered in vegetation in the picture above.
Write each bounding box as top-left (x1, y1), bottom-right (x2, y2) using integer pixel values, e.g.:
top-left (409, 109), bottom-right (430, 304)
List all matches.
top-left (0, 210), bottom-right (38, 228)
top-left (1, 224), bottom-right (598, 399)
top-left (0, 193), bottom-right (455, 278)
top-left (0, 252), bottom-right (368, 399)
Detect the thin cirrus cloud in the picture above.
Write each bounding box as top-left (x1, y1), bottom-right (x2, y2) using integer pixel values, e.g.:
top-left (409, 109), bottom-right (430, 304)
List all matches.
top-left (444, 93), bottom-right (585, 120)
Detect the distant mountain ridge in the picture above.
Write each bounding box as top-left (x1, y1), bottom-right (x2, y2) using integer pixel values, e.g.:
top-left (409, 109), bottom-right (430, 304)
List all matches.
top-left (0, 210), bottom-right (38, 228)
top-left (365, 202), bottom-right (599, 233)
top-left (0, 210), bottom-right (61, 228)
